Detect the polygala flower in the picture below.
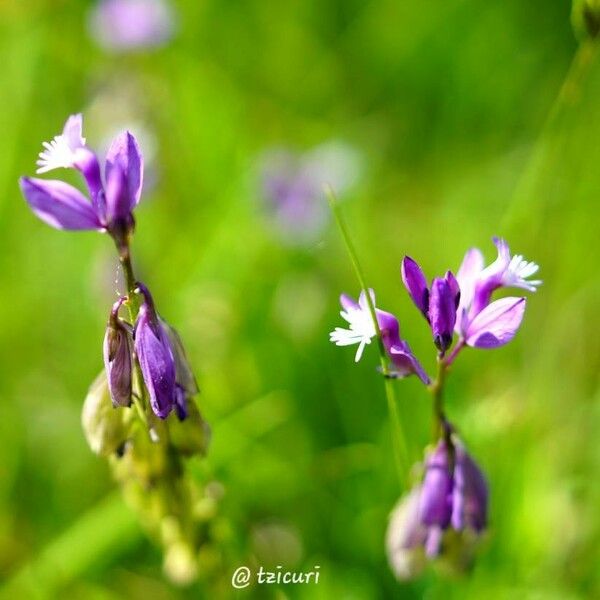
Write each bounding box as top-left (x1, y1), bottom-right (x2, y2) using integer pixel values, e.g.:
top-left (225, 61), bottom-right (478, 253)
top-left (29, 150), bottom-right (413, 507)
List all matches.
top-left (329, 290), bottom-right (430, 384)
top-left (103, 297), bottom-right (133, 408)
top-left (134, 283), bottom-right (178, 419)
top-left (455, 238), bottom-right (541, 348)
top-left (20, 114), bottom-right (143, 248)
top-left (401, 257), bottom-right (460, 354)
top-left (89, 0), bottom-right (176, 52)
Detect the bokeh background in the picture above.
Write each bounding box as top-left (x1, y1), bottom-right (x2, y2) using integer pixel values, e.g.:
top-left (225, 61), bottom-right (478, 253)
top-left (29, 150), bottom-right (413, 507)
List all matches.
top-left (1, 0), bottom-right (599, 598)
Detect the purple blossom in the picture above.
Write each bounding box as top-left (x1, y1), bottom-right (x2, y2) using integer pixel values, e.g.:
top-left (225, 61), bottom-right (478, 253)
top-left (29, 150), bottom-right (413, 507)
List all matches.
top-left (89, 0), bottom-right (176, 52)
top-left (134, 283), bottom-right (177, 419)
top-left (455, 238), bottom-right (541, 348)
top-left (103, 297), bottom-right (133, 407)
top-left (260, 142), bottom-right (362, 244)
top-left (329, 290), bottom-right (430, 384)
top-left (20, 114), bottom-right (143, 246)
top-left (401, 257), bottom-right (460, 354)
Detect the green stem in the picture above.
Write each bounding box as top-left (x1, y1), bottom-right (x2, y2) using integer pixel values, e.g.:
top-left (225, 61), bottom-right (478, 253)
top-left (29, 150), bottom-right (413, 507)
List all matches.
top-left (325, 185), bottom-right (409, 487)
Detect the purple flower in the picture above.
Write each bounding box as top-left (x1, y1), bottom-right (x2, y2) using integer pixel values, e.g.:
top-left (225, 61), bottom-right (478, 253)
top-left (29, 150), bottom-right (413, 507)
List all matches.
top-left (401, 257), bottom-right (460, 354)
top-left (419, 440), bottom-right (488, 557)
top-left (103, 297), bottom-right (133, 407)
top-left (89, 0), bottom-right (176, 52)
top-left (260, 142), bottom-right (362, 245)
top-left (133, 283), bottom-right (177, 419)
top-left (386, 440), bottom-right (488, 578)
top-left (20, 114), bottom-right (143, 246)
top-left (455, 238), bottom-right (541, 348)
top-left (329, 290), bottom-right (430, 384)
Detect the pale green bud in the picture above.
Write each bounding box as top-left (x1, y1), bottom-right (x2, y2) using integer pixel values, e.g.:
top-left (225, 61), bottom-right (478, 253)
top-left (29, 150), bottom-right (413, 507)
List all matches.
top-left (82, 371), bottom-right (131, 456)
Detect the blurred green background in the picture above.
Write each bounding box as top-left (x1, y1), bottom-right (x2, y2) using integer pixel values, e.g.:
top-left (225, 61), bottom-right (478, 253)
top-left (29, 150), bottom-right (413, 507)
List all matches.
top-left (1, 0), bottom-right (599, 598)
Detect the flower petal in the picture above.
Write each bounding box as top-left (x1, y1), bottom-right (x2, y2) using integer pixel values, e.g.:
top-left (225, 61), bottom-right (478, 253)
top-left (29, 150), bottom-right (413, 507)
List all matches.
top-left (388, 341), bottom-right (431, 385)
top-left (105, 131), bottom-right (143, 208)
top-left (419, 442), bottom-right (453, 528)
top-left (465, 297), bottom-right (526, 348)
top-left (401, 256), bottom-right (429, 319)
top-left (429, 277), bottom-right (457, 353)
top-left (455, 248), bottom-right (484, 335)
top-left (104, 161), bottom-right (132, 226)
top-left (451, 446), bottom-right (488, 532)
top-left (19, 177), bottom-right (102, 231)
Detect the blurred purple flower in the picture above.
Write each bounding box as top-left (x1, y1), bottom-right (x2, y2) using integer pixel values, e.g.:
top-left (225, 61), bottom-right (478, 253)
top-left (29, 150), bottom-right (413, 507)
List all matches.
top-left (134, 283), bottom-right (178, 419)
top-left (260, 142), bottom-right (362, 244)
top-left (19, 114), bottom-right (143, 247)
top-left (103, 297), bottom-right (133, 407)
top-left (419, 440), bottom-right (488, 557)
top-left (329, 289), bottom-right (430, 384)
top-left (401, 257), bottom-right (460, 354)
top-left (89, 0), bottom-right (176, 52)
top-left (455, 238), bottom-right (541, 348)
top-left (386, 438), bottom-right (488, 578)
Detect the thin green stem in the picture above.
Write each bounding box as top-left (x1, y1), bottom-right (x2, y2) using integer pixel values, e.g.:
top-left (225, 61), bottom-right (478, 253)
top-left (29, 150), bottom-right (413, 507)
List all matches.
top-left (325, 185), bottom-right (409, 487)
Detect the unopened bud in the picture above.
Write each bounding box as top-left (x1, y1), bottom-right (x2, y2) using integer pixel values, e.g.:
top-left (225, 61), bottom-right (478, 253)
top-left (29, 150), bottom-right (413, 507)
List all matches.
top-left (82, 371), bottom-right (131, 456)
top-left (103, 297), bottom-right (133, 408)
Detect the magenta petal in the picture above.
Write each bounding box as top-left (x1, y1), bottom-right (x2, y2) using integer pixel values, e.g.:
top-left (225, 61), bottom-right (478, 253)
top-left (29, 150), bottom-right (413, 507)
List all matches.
top-left (105, 131), bottom-right (143, 208)
top-left (465, 297), bottom-right (526, 348)
top-left (20, 177), bottom-right (102, 231)
top-left (401, 256), bottom-right (430, 319)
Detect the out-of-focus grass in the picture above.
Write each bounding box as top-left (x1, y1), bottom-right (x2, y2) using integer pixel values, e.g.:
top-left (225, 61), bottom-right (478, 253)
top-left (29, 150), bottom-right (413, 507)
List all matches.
top-left (0, 1), bottom-right (598, 598)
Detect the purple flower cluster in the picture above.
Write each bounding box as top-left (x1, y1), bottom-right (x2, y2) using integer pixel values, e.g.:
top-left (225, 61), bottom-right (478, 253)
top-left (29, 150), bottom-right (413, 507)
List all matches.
top-left (330, 238), bottom-right (541, 577)
top-left (387, 438), bottom-right (488, 579)
top-left (330, 238), bottom-right (541, 376)
top-left (20, 115), bottom-right (198, 421)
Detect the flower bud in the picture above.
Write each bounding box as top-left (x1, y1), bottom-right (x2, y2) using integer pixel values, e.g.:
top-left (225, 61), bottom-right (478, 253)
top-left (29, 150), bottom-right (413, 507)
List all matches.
top-left (103, 297), bottom-right (133, 407)
top-left (134, 283), bottom-right (177, 419)
top-left (429, 276), bottom-right (458, 354)
top-left (386, 487), bottom-right (427, 580)
top-left (82, 371), bottom-right (131, 456)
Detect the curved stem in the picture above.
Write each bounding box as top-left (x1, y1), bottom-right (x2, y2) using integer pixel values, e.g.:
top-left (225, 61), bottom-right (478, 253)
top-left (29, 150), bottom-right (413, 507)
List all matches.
top-left (326, 186), bottom-right (409, 487)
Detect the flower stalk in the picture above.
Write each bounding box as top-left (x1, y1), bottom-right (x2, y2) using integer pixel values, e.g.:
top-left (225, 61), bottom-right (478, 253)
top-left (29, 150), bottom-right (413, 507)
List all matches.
top-left (325, 185), bottom-right (410, 486)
